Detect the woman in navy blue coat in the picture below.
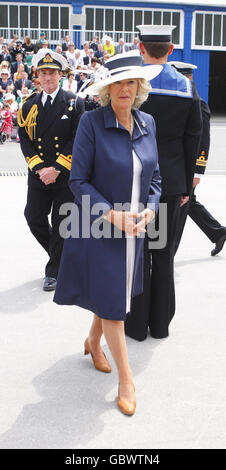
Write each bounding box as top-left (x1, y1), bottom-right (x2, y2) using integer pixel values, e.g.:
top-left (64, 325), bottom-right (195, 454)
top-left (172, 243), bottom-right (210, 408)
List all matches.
top-left (54, 52), bottom-right (162, 415)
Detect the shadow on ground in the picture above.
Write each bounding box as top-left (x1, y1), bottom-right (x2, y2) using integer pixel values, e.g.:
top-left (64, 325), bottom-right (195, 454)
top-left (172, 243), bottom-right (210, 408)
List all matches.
top-left (0, 337), bottom-right (162, 449)
top-left (0, 279), bottom-right (52, 314)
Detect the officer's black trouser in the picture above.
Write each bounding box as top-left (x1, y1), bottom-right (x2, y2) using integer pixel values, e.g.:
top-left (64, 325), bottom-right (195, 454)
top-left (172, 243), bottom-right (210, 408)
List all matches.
top-left (125, 194), bottom-right (181, 340)
top-left (24, 185), bottom-right (74, 278)
top-left (189, 189), bottom-right (225, 242)
top-left (175, 187), bottom-right (225, 254)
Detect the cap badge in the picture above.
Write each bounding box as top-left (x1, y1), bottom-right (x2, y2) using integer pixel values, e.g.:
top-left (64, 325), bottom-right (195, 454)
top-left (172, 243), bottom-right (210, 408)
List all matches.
top-left (43, 54), bottom-right (53, 64)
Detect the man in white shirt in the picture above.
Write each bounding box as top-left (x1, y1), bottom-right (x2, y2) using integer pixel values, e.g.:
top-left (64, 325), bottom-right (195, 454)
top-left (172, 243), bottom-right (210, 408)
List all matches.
top-left (115, 38), bottom-right (129, 55)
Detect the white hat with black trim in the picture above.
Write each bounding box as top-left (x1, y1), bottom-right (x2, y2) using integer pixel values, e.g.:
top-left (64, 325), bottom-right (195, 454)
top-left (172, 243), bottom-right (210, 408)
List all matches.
top-left (137, 25), bottom-right (176, 43)
top-left (168, 61), bottom-right (198, 75)
top-left (85, 50), bottom-right (163, 95)
top-left (32, 48), bottom-right (68, 71)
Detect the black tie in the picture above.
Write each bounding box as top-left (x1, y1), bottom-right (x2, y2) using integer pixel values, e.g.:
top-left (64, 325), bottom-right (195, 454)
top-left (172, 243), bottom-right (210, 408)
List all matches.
top-left (44, 94), bottom-right (52, 112)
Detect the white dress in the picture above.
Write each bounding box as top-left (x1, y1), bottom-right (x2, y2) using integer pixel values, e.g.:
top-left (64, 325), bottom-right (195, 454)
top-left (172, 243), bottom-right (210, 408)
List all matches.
top-left (126, 118), bottom-right (142, 313)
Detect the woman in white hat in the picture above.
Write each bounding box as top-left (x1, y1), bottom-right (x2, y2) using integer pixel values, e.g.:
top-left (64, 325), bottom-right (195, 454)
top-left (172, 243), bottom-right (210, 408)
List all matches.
top-left (103, 36), bottom-right (115, 57)
top-left (54, 51), bottom-right (162, 416)
top-left (0, 69), bottom-right (13, 100)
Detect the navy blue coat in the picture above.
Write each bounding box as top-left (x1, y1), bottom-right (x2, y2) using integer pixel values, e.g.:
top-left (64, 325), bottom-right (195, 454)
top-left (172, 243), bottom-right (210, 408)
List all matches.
top-left (54, 104), bottom-right (161, 320)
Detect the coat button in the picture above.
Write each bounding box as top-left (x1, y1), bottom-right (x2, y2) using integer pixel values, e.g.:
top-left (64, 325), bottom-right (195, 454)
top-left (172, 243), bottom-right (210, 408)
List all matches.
top-left (54, 136), bottom-right (59, 141)
top-left (56, 152), bottom-right (60, 156)
top-left (38, 137), bottom-right (42, 142)
top-left (55, 144), bottom-right (59, 148)
top-left (38, 145), bottom-right (42, 149)
top-left (40, 153), bottom-right (43, 157)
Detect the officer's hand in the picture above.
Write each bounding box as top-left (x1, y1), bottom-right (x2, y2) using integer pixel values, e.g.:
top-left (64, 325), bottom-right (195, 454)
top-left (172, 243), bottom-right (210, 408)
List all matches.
top-left (193, 177), bottom-right (200, 187)
top-left (180, 195), bottom-right (189, 207)
top-left (38, 167), bottom-right (59, 185)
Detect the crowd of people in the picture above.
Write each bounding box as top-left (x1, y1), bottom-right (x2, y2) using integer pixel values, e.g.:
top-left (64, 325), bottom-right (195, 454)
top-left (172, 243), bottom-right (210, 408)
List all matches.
top-left (0, 33), bottom-right (140, 141)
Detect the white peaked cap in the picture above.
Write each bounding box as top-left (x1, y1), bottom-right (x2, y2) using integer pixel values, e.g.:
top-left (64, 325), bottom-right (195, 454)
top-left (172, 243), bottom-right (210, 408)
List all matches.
top-left (137, 25), bottom-right (176, 42)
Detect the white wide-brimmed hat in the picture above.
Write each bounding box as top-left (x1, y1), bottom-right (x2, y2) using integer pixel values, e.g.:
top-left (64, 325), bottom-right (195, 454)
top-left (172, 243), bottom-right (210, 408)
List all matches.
top-left (86, 50), bottom-right (163, 95)
top-left (3, 93), bottom-right (15, 101)
top-left (32, 48), bottom-right (68, 71)
top-left (102, 35), bottom-right (113, 43)
top-left (0, 68), bottom-right (10, 77)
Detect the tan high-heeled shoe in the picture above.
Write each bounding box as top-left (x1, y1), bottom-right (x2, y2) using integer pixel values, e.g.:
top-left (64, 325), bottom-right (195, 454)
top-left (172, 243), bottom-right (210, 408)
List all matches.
top-left (117, 383), bottom-right (136, 416)
top-left (84, 337), bottom-right (112, 373)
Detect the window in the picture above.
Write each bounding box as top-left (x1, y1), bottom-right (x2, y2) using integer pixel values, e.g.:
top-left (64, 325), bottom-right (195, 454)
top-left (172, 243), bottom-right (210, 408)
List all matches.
top-left (163, 12), bottom-right (171, 25)
top-left (51, 7), bottom-right (59, 30)
top-left (144, 11), bottom-right (152, 25)
top-left (0, 5), bottom-right (8, 27)
top-left (115, 10), bottom-right (123, 31)
top-left (60, 7), bottom-right (69, 30)
top-left (154, 11), bottom-right (161, 25)
top-left (84, 6), bottom-right (183, 47)
top-left (204, 14), bottom-right (212, 46)
top-left (125, 10), bottom-right (133, 32)
top-left (195, 14), bottom-right (203, 46)
top-left (213, 15), bottom-right (221, 47)
top-left (40, 7), bottom-right (49, 30)
top-left (105, 9), bottom-right (113, 31)
top-left (0, 4), bottom-right (70, 41)
top-left (96, 9), bottom-right (103, 31)
top-left (20, 6), bottom-right (28, 29)
top-left (223, 16), bottom-right (226, 47)
top-left (10, 6), bottom-right (18, 28)
top-left (86, 8), bottom-right (94, 31)
top-left (134, 11), bottom-right (142, 31)
top-left (193, 11), bottom-right (226, 50)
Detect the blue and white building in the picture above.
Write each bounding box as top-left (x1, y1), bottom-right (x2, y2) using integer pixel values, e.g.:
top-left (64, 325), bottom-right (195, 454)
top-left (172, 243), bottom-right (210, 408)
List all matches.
top-left (1, 0), bottom-right (226, 110)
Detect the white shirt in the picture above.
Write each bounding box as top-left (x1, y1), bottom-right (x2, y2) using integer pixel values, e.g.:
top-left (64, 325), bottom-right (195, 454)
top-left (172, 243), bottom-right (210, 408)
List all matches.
top-left (41, 87), bottom-right (60, 106)
top-left (62, 79), bottom-right (78, 94)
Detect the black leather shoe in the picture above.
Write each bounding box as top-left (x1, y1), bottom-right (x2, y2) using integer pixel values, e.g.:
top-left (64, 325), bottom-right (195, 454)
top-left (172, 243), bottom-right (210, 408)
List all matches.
top-left (211, 233), bottom-right (226, 256)
top-left (43, 277), bottom-right (57, 291)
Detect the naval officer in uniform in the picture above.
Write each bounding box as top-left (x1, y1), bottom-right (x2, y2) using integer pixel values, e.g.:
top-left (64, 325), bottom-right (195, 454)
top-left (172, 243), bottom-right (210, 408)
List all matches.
top-left (125, 25), bottom-right (202, 340)
top-left (18, 49), bottom-right (84, 290)
top-left (169, 61), bottom-right (226, 256)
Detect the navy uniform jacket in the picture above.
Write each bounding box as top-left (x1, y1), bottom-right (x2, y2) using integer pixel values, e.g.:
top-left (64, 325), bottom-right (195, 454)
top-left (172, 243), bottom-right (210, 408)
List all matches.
top-left (19, 88), bottom-right (84, 189)
top-left (141, 64), bottom-right (202, 196)
top-left (54, 104), bottom-right (161, 320)
top-left (195, 98), bottom-right (210, 175)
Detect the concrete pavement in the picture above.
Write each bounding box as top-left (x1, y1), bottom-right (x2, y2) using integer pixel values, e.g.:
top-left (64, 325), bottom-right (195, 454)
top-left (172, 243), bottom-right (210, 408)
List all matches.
top-left (1, 115), bottom-right (226, 173)
top-left (0, 173), bottom-right (225, 449)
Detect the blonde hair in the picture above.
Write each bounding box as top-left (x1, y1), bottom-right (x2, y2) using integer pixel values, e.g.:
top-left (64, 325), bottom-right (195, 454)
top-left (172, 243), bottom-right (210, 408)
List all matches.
top-left (98, 78), bottom-right (151, 108)
top-left (0, 60), bottom-right (10, 70)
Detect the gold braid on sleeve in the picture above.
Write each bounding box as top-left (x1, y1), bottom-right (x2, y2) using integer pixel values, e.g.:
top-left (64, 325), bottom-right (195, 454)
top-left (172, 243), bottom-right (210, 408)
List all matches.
top-left (17, 104), bottom-right (38, 141)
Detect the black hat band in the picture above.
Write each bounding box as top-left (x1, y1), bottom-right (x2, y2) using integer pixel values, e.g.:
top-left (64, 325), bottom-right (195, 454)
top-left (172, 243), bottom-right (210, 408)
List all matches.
top-left (105, 55), bottom-right (142, 71)
top-left (139, 34), bottom-right (172, 42)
